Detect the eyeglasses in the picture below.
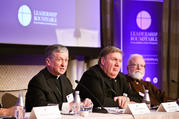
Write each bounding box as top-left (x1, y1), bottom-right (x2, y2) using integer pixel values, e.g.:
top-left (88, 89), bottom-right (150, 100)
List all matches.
top-left (128, 64), bottom-right (145, 68)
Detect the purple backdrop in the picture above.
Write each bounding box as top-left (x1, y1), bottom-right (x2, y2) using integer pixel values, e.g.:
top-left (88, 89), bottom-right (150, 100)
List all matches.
top-left (114, 0), bottom-right (163, 88)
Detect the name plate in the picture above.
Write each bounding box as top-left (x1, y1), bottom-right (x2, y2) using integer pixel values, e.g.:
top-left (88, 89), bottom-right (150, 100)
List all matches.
top-left (66, 93), bottom-right (74, 103)
top-left (29, 105), bottom-right (61, 119)
top-left (157, 101), bottom-right (179, 112)
top-left (124, 103), bottom-right (150, 115)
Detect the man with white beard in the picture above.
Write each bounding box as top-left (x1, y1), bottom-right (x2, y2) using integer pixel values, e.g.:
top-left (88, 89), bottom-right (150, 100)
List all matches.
top-left (126, 54), bottom-right (177, 107)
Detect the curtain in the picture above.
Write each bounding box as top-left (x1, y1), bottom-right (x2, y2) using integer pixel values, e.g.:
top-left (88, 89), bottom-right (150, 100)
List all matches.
top-left (162, 0), bottom-right (179, 98)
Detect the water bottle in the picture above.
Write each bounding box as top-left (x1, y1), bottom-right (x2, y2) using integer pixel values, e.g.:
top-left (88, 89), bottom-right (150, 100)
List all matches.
top-left (142, 90), bottom-right (151, 109)
top-left (16, 93), bottom-right (24, 107)
top-left (73, 91), bottom-right (81, 115)
top-left (15, 93), bottom-right (25, 119)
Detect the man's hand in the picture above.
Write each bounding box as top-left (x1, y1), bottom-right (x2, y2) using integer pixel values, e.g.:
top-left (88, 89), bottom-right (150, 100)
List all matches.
top-left (114, 96), bottom-right (130, 108)
top-left (0, 106), bottom-right (24, 117)
top-left (68, 98), bottom-right (93, 112)
top-left (82, 98), bottom-right (93, 107)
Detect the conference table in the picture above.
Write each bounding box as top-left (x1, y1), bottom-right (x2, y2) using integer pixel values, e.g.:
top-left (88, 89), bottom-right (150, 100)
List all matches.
top-left (24, 110), bottom-right (179, 119)
top-left (60, 111), bottom-right (179, 119)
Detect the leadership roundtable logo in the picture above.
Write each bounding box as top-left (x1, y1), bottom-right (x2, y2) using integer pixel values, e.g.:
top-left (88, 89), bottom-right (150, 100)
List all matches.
top-left (130, 10), bottom-right (158, 45)
top-left (136, 10), bottom-right (151, 30)
top-left (18, 4), bottom-right (58, 27)
top-left (18, 5), bottom-right (32, 26)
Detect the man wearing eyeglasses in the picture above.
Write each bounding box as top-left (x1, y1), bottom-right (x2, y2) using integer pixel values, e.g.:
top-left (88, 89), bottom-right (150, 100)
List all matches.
top-left (126, 54), bottom-right (178, 107)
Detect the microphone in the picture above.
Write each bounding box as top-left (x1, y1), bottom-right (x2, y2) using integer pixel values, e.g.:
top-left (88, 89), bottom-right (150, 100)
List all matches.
top-left (75, 80), bottom-right (108, 113)
top-left (109, 88), bottom-right (117, 96)
top-left (171, 80), bottom-right (178, 84)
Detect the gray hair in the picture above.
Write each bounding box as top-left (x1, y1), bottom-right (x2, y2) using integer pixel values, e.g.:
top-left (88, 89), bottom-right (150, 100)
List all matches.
top-left (98, 46), bottom-right (122, 64)
top-left (127, 54), bottom-right (144, 65)
top-left (45, 44), bottom-right (68, 58)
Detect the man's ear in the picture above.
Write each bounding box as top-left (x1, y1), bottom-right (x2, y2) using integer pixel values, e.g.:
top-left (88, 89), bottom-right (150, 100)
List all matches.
top-left (101, 57), bottom-right (105, 66)
top-left (45, 57), bottom-right (50, 66)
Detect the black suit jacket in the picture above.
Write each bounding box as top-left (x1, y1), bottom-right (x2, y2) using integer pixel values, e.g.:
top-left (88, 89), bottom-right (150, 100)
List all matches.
top-left (25, 68), bottom-right (73, 112)
top-left (76, 65), bottom-right (141, 108)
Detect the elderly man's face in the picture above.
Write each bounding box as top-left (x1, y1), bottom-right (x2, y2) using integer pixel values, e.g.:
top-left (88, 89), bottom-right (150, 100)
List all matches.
top-left (101, 52), bottom-right (122, 79)
top-left (46, 51), bottom-right (69, 76)
top-left (127, 56), bottom-right (145, 80)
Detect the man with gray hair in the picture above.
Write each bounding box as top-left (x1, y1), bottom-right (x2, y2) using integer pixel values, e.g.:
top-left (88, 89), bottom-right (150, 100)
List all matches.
top-left (126, 54), bottom-right (178, 107)
top-left (25, 44), bottom-right (91, 112)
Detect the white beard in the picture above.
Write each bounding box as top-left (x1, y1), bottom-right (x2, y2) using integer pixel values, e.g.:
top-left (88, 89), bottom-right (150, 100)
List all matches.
top-left (128, 70), bottom-right (145, 80)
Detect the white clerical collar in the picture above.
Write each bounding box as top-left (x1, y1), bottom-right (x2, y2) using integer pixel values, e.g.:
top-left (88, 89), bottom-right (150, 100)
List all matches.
top-left (56, 75), bottom-right (60, 80)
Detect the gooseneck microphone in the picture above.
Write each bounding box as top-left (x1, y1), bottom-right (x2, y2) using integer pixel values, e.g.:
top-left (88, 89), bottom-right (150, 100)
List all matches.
top-left (171, 80), bottom-right (178, 84)
top-left (75, 80), bottom-right (108, 113)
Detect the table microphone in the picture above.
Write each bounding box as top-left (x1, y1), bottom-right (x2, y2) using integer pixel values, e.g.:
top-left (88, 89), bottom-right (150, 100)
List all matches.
top-left (109, 87), bottom-right (117, 96)
top-left (171, 80), bottom-right (178, 84)
top-left (75, 80), bottom-right (108, 113)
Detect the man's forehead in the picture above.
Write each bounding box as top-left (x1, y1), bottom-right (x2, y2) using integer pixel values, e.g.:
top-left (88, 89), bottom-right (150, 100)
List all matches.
top-left (107, 52), bottom-right (122, 56)
top-left (131, 56), bottom-right (144, 63)
top-left (53, 52), bottom-right (68, 57)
